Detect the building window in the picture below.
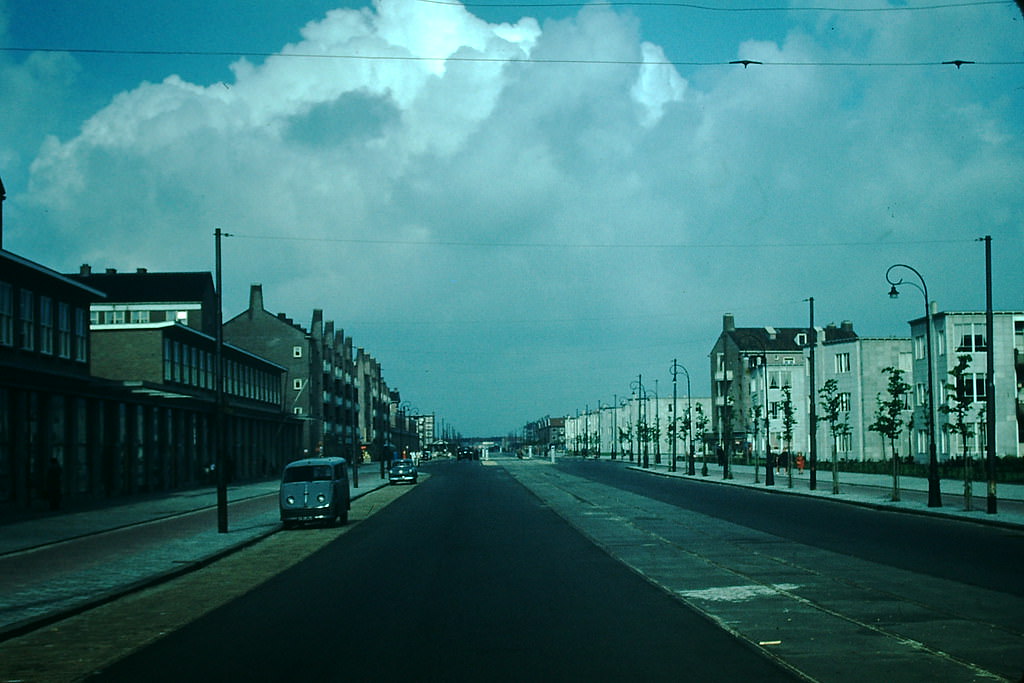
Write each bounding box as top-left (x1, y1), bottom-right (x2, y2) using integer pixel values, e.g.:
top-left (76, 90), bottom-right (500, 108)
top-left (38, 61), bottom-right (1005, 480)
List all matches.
top-left (834, 353), bottom-right (850, 373)
top-left (916, 383), bottom-right (927, 407)
top-left (172, 342), bottom-right (182, 383)
top-left (957, 373), bottom-right (986, 403)
top-left (58, 303), bottom-right (71, 358)
top-left (837, 432), bottom-right (852, 453)
top-left (293, 379), bottom-right (303, 391)
top-left (0, 282), bottom-right (13, 346)
top-left (74, 308), bottom-right (88, 362)
top-left (914, 335), bottom-right (926, 360)
top-left (130, 310), bottom-right (150, 324)
top-left (955, 323), bottom-right (987, 352)
top-left (107, 310), bottom-right (125, 325)
top-left (293, 346), bottom-right (303, 358)
top-left (164, 339), bottom-right (173, 381)
top-left (39, 296), bottom-right (54, 355)
top-left (839, 392), bottom-right (851, 412)
top-left (19, 289), bottom-right (34, 351)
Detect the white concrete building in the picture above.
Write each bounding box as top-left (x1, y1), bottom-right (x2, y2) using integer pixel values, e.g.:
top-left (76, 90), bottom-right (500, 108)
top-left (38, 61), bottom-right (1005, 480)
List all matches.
top-left (910, 310), bottom-right (1024, 461)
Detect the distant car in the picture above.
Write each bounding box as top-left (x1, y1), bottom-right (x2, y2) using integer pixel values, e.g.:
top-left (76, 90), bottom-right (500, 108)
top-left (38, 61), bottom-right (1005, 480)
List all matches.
top-left (279, 457), bottom-right (350, 527)
top-left (389, 459), bottom-right (418, 485)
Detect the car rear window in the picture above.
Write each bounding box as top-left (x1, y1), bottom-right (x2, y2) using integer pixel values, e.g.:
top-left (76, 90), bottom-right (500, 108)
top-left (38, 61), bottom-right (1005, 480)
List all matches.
top-left (283, 465), bottom-right (334, 483)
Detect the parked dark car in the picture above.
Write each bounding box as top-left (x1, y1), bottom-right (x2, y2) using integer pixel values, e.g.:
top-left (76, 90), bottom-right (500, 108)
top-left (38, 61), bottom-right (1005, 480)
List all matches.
top-left (389, 459), bottom-right (418, 485)
top-left (279, 457), bottom-right (350, 527)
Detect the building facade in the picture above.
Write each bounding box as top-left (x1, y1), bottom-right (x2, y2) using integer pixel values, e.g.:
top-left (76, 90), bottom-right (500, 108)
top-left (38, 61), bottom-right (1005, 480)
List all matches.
top-left (813, 336), bottom-right (913, 463)
top-left (223, 284), bottom-right (360, 464)
top-left (911, 310), bottom-right (1024, 461)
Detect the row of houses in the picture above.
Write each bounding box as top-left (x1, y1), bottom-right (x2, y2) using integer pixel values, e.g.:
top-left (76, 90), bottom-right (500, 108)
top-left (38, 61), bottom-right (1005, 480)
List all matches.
top-left (0, 245), bottom-right (434, 514)
top-left (555, 311), bottom-right (1024, 467)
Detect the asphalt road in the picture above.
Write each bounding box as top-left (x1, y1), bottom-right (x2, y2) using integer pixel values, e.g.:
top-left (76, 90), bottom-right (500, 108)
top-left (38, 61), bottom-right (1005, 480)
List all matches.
top-left (554, 458), bottom-right (1024, 596)
top-left (86, 459), bottom-right (797, 682)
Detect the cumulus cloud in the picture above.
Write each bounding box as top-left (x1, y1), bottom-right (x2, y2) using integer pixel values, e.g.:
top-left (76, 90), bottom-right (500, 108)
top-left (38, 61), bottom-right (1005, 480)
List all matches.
top-left (4, 0), bottom-right (1022, 432)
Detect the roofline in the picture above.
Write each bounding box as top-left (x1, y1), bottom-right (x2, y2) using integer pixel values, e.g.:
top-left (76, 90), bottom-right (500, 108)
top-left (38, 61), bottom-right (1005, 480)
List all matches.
top-left (92, 321), bottom-right (287, 371)
top-left (2, 249), bottom-right (107, 298)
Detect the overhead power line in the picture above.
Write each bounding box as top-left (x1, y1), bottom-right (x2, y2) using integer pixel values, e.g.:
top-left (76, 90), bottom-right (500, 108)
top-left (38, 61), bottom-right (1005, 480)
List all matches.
top-left (232, 233), bottom-right (974, 250)
top-left (0, 46), bottom-right (1019, 68)
top-left (416, 0), bottom-right (1014, 11)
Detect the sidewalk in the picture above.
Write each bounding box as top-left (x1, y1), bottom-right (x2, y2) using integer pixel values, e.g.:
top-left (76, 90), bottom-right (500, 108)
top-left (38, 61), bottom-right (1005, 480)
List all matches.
top-left (627, 459), bottom-right (1024, 529)
top-left (0, 463), bottom-right (392, 638)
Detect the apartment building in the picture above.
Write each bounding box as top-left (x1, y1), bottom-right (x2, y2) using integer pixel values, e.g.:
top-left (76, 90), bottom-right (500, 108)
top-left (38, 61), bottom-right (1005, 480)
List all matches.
top-left (73, 265), bottom-right (217, 335)
top-left (223, 285), bottom-right (360, 464)
top-left (356, 348), bottom-right (391, 462)
top-left (910, 310), bottom-right (1024, 461)
top-left (814, 336), bottom-right (913, 462)
top-left (1, 249), bottom-right (102, 506)
top-left (710, 314), bottom-right (859, 462)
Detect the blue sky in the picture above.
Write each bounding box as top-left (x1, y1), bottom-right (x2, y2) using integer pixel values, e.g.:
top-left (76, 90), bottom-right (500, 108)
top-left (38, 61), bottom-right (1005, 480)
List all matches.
top-left (2, 0), bottom-right (1022, 436)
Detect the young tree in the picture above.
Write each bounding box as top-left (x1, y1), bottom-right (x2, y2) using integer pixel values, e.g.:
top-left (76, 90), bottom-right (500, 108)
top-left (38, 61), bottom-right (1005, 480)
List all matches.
top-left (818, 378), bottom-right (850, 495)
top-left (749, 404), bottom-right (763, 482)
top-left (694, 402), bottom-right (709, 476)
top-left (618, 425), bottom-right (633, 462)
top-left (939, 354), bottom-right (982, 511)
top-left (868, 366), bottom-right (911, 501)
top-left (781, 384), bottom-right (797, 488)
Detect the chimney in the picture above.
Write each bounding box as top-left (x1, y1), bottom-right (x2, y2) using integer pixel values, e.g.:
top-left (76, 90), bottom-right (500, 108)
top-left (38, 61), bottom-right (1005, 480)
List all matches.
top-left (105, 268), bottom-right (117, 274)
top-left (80, 264), bottom-right (92, 276)
top-left (248, 284), bottom-right (264, 318)
top-left (840, 320), bottom-right (854, 335)
top-left (311, 309), bottom-right (324, 341)
top-left (136, 267), bottom-right (148, 274)
top-left (723, 313), bottom-right (735, 332)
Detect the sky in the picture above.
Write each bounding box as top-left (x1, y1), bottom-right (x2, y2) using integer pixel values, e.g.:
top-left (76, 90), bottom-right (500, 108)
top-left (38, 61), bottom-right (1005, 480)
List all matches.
top-left (1, 0), bottom-right (1022, 437)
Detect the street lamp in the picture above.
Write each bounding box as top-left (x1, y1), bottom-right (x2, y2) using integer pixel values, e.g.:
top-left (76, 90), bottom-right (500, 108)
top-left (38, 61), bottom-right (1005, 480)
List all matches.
top-left (886, 264), bottom-right (942, 508)
top-left (619, 396), bottom-right (632, 462)
top-left (630, 376), bottom-right (648, 468)
top-left (737, 334), bottom-right (774, 487)
top-left (672, 361), bottom-right (696, 476)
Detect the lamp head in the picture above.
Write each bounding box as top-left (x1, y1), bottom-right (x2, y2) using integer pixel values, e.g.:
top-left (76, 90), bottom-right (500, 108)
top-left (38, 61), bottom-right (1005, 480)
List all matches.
top-left (888, 284), bottom-right (900, 299)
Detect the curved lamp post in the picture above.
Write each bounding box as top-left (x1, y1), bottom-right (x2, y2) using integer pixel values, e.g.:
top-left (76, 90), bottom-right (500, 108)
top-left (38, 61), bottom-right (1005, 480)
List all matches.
top-left (671, 360), bottom-right (696, 475)
top-left (737, 334), bottom-right (774, 487)
top-left (886, 264), bottom-right (942, 508)
top-left (630, 376), bottom-right (648, 468)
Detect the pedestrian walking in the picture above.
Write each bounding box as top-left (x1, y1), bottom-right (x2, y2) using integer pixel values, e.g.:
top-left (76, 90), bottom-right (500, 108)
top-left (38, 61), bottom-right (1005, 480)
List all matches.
top-left (796, 453), bottom-right (805, 475)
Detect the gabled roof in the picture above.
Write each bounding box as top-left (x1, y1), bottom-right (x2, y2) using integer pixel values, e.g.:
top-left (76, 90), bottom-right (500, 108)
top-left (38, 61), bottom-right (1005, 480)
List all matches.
top-left (727, 322), bottom-right (858, 352)
top-left (728, 327), bottom-right (809, 352)
top-left (69, 269), bottom-right (214, 303)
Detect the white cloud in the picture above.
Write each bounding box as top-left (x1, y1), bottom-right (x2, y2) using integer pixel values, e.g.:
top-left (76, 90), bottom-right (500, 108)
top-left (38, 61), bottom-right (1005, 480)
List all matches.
top-left (5, 0), bottom-right (1022, 433)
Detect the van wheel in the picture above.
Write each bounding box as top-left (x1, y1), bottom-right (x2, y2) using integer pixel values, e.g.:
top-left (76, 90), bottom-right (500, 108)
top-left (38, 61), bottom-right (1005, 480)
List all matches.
top-left (338, 509), bottom-right (348, 525)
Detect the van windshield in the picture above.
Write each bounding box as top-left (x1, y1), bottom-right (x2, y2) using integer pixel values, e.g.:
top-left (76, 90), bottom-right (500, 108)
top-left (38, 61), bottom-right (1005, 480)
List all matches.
top-left (283, 465), bottom-right (334, 483)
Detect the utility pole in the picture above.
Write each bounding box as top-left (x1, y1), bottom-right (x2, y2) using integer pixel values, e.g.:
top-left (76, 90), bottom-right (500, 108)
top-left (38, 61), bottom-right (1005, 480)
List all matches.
top-left (982, 236), bottom-right (997, 514)
top-left (214, 228), bottom-right (232, 533)
top-left (808, 297), bottom-right (818, 491)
